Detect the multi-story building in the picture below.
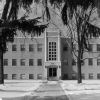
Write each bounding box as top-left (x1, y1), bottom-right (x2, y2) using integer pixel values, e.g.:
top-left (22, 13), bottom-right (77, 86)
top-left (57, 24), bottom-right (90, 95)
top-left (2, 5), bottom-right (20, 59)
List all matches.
top-left (3, 28), bottom-right (100, 80)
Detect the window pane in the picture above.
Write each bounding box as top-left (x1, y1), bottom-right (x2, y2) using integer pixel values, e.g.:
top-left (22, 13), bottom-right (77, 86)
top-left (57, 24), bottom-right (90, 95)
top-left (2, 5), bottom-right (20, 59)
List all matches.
top-left (48, 42), bottom-right (57, 61)
top-left (72, 73), bottom-right (77, 80)
top-left (37, 59), bottom-right (42, 66)
top-left (29, 44), bottom-right (34, 52)
top-left (97, 44), bottom-right (100, 51)
top-left (97, 73), bottom-right (100, 79)
top-left (63, 44), bottom-right (68, 51)
top-left (88, 44), bottom-right (93, 52)
top-left (20, 59), bottom-right (25, 66)
top-left (29, 59), bottom-right (34, 66)
top-left (81, 60), bottom-right (84, 66)
top-left (3, 59), bottom-right (8, 66)
top-left (20, 44), bottom-right (25, 51)
top-left (88, 58), bottom-right (93, 66)
top-left (20, 74), bottom-right (25, 79)
top-left (89, 73), bottom-right (93, 79)
top-left (97, 59), bottom-right (100, 65)
top-left (12, 59), bottom-right (17, 66)
top-left (12, 74), bottom-right (17, 80)
top-left (12, 44), bottom-right (17, 51)
top-left (4, 74), bottom-right (8, 79)
top-left (37, 74), bottom-right (42, 79)
top-left (37, 44), bottom-right (42, 52)
top-left (29, 74), bottom-right (34, 79)
top-left (82, 73), bottom-right (85, 79)
top-left (72, 59), bottom-right (76, 65)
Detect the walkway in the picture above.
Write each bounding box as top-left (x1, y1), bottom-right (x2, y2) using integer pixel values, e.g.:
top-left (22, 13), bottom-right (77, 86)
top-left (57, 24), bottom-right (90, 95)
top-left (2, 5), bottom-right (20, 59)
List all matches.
top-left (3, 81), bottom-right (69, 100)
top-left (33, 81), bottom-right (69, 100)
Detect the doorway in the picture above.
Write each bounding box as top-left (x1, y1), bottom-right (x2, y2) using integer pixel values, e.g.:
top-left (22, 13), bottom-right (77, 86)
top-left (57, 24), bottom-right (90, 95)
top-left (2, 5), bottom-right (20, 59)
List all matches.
top-left (49, 68), bottom-right (57, 77)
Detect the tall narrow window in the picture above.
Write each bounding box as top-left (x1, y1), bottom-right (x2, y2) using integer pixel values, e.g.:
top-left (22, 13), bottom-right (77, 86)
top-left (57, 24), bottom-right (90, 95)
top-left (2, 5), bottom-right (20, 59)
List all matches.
top-left (3, 59), bottom-right (8, 66)
top-left (97, 59), bottom-right (100, 66)
top-left (29, 44), bottom-right (34, 52)
top-left (29, 59), bottom-right (34, 66)
top-left (48, 42), bottom-right (57, 61)
top-left (97, 44), bottom-right (100, 51)
top-left (12, 44), bottom-right (17, 51)
top-left (97, 73), bottom-right (100, 79)
top-left (37, 59), bottom-right (42, 66)
top-left (88, 44), bottom-right (93, 52)
top-left (20, 44), bottom-right (25, 51)
top-left (20, 59), bottom-right (25, 66)
top-left (37, 44), bottom-right (42, 52)
top-left (81, 60), bottom-right (84, 66)
top-left (12, 59), bottom-right (17, 66)
top-left (88, 58), bottom-right (93, 66)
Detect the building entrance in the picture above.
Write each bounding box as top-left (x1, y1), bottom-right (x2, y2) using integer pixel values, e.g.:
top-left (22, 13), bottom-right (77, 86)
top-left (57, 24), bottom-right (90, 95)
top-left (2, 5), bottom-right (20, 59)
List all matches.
top-left (47, 67), bottom-right (57, 80)
top-left (49, 68), bottom-right (57, 77)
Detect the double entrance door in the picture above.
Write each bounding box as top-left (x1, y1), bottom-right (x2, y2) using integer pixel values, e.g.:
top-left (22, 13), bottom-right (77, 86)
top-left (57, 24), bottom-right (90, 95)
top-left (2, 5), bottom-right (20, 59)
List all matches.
top-left (47, 67), bottom-right (57, 80)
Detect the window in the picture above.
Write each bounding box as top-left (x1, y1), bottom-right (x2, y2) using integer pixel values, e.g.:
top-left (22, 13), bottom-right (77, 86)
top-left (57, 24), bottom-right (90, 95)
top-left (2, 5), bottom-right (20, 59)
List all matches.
top-left (12, 44), bottom-right (17, 51)
top-left (97, 59), bottom-right (100, 65)
top-left (20, 74), bottom-right (25, 79)
top-left (63, 44), bottom-right (68, 51)
top-left (20, 44), bottom-right (25, 51)
top-left (81, 60), bottom-right (84, 66)
top-left (12, 59), bottom-right (17, 66)
top-left (20, 59), bottom-right (25, 66)
top-left (97, 73), bottom-right (100, 79)
top-left (29, 74), bottom-right (34, 79)
top-left (3, 59), bottom-right (8, 66)
top-left (4, 74), bottom-right (8, 79)
top-left (48, 42), bottom-right (57, 61)
top-left (37, 74), bottom-right (42, 79)
top-left (29, 44), bottom-right (34, 52)
top-left (72, 73), bottom-right (77, 80)
top-left (88, 44), bottom-right (93, 52)
top-left (12, 74), bottom-right (17, 80)
top-left (29, 59), bottom-right (34, 66)
top-left (88, 58), bottom-right (93, 66)
top-left (62, 74), bottom-right (68, 80)
top-left (37, 59), bottom-right (42, 66)
top-left (81, 73), bottom-right (85, 79)
top-left (89, 73), bottom-right (93, 79)
top-left (37, 44), bottom-right (42, 52)
top-left (72, 59), bottom-right (76, 65)
top-left (97, 44), bottom-right (100, 51)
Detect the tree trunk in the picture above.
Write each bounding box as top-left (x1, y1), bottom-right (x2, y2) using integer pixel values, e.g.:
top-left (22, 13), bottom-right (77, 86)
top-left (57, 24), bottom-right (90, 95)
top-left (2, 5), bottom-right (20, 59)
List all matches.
top-left (77, 49), bottom-right (82, 83)
top-left (0, 50), bottom-right (4, 84)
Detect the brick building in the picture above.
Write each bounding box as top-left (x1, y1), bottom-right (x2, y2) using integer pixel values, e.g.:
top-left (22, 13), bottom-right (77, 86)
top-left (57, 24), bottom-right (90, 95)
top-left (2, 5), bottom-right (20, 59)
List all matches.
top-left (3, 28), bottom-right (100, 80)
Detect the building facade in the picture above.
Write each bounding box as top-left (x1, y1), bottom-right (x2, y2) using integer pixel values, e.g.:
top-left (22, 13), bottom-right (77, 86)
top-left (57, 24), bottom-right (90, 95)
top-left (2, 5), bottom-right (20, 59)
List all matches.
top-left (3, 29), bottom-right (100, 80)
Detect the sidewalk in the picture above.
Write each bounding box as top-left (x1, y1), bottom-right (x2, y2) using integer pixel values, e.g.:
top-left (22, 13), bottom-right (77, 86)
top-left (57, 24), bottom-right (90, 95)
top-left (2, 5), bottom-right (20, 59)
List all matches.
top-left (33, 81), bottom-right (69, 100)
top-left (3, 81), bottom-right (69, 100)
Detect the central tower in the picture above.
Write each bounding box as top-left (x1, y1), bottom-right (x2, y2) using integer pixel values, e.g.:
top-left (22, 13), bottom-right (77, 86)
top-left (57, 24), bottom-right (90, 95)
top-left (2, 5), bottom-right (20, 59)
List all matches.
top-left (44, 30), bottom-right (61, 80)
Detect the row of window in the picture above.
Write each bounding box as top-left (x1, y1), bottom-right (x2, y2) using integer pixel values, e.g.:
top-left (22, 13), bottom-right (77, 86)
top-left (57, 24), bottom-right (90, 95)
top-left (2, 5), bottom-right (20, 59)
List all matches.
top-left (88, 44), bottom-right (100, 52)
top-left (72, 58), bottom-right (100, 66)
top-left (3, 59), bottom-right (42, 66)
top-left (4, 74), bottom-right (42, 80)
top-left (11, 44), bottom-right (42, 52)
top-left (72, 73), bottom-right (100, 80)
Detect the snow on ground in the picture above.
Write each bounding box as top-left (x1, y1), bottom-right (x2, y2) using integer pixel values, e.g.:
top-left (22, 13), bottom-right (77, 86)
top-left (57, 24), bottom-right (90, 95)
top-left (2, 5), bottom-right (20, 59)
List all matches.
top-left (60, 80), bottom-right (100, 95)
top-left (0, 80), bottom-right (42, 98)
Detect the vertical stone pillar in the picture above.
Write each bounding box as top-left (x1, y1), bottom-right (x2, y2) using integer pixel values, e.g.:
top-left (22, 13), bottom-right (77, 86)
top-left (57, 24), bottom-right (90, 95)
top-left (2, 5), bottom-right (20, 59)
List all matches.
top-left (58, 32), bottom-right (61, 80)
top-left (43, 29), bottom-right (47, 80)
